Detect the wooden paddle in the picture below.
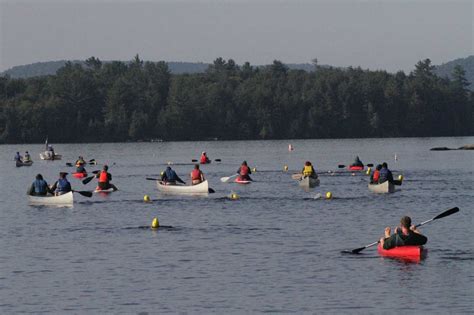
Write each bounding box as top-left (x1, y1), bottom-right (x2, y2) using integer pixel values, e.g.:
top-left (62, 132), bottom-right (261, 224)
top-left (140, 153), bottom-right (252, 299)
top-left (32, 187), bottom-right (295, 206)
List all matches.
top-left (341, 207), bottom-right (459, 254)
top-left (72, 190), bottom-right (93, 197)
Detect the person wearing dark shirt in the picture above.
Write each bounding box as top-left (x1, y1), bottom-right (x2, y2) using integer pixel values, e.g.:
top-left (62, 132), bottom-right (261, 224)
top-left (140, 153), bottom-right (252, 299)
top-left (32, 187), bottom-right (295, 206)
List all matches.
top-left (28, 174), bottom-right (52, 196)
top-left (161, 166), bottom-right (185, 185)
top-left (380, 216), bottom-right (428, 250)
top-left (378, 162), bottom-right (394, 183)
top-left (50, 172), bottom-right (72, 196)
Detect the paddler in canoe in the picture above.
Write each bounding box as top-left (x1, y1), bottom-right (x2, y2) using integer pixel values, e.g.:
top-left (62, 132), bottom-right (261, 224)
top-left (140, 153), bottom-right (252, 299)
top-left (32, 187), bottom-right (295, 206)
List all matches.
top-left (237, 161), bottom-right (252, 181)
top-left (161, 166), bottom-right (185, 185)
top-left (200, 151), bottom-right (211, 164)
top-left (370, 164), bottom-right (382, 184)
top-left (190, 164), bottom-right (205, 185)
top-left (24, 151), bottom-right (31, 162)
top-left (28, 174), bottom-right (53, 196)
top-left (378, 162), bottom-right (394, 184)
top-left (14, 152), bottom-right (23, 163)
top-left (50, 172), bottom-right (72, 196)
top-left (380, 216), bottom-right (427, 250)
top-left (95, 165), bottom-right (118, 191)
top-left (301, 161), bottom-right (318, 179)
top-left (75, 156), bottom-right (87, 174)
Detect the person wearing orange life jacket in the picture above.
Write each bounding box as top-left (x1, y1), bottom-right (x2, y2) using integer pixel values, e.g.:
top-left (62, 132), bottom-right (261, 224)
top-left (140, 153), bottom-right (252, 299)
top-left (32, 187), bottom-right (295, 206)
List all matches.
top-left (237, 161), bottom-right (252, 181)
top-left (95, 165), bottom-right (118, 191)
top-left (200, 151), bottom-right (211, 164)
top-left (370, 164), bottom-right (382, 184)
top-left (190, 164), bottom-right (205, 185)
top-left (301, 161), bottom-right (318, 179)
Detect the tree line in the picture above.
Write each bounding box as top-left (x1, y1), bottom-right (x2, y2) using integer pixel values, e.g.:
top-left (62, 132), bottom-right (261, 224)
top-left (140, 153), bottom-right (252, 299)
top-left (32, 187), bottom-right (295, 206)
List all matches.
top-left (0, 55), bottom-right (472, 143)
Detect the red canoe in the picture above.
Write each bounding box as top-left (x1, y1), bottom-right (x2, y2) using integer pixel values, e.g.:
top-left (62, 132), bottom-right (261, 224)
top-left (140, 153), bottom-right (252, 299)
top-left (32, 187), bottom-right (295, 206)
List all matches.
top-left (377, 244), bottom-right (427, 262)
top-left (72, 172), bottom-right (87, 178)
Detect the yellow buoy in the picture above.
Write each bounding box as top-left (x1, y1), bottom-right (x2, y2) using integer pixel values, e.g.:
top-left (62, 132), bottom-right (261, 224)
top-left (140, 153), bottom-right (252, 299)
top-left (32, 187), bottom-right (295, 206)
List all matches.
top-left (144, 195), bottom-right (151, 202)
top-left (284, 165), bottom-right (289, 172)
top-left (326, 192), bottom-right (333, 199)
top-left (151, 217), bottom-right (159, 229)
top-left (366, 167), bottom-right (371, 175)
top-left (252, 167), bottom-right (257, 172)
top-left (230, 192), bottom-right (239, 200)
top-left (398, 174), bottom-right (404, 181)
top-left (160, 171), bottom-right (164, 176)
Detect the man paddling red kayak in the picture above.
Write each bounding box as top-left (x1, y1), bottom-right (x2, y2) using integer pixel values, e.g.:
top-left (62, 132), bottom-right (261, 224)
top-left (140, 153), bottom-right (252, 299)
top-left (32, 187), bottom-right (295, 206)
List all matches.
top-left (380, 216), bottom-right (427, 250)
top-left (237, 161), bottom-right (252, 182)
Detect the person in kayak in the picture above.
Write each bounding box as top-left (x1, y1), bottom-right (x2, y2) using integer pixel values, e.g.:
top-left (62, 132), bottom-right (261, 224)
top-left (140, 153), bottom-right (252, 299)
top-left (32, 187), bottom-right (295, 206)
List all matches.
top-left (378, 162), bottom-right (394, 183)
top-left (14, 152), bottom-right (23, 163)
top-left (370, 164), bottom-right (382, 184)
top-left (24, 151), bottom-right (31, 162)
top-left (28, 174), bottom-right (53, 196)
top-left (351, 156), bottom-right (364, 167)
top-left (95, 165), bottom-right (118, 191)
top-left (237, 161), bottom-right (252, 181)
top-left (200, 151), bottom-right (211, 164)
top-left (47, 144), bottom-right (56, 160)
top-left (301, 161), bottom-right (318, 179)
top-left (161, 166), bottom-right (185, 185)
top-left (50, 172), bottom-right (72, 196)
top-left (75, 156), bottom-right (87, 173)
top-left (190, 164), bottom-right (205, 185)
top-left (380, 216), bottom-right (427, 250)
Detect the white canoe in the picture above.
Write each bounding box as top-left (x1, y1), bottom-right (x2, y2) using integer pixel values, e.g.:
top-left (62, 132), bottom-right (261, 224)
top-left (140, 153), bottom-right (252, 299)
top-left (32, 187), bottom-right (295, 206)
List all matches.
top-left (368, 181), bottom-right (395, 193)
top-left (157, 180), bottom-right (209, 194)
top-left (28, 191), bottom-right (73, 205)
top-left (39, 151), bottom-right (62, 160)
top-left (299, 176), bottom-right (320, 188)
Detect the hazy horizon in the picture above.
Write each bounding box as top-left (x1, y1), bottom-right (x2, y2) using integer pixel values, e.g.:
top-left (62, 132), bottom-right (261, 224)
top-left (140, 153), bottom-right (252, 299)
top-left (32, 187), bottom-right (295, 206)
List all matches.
top-left (1, 0), bottom-right (473, 73)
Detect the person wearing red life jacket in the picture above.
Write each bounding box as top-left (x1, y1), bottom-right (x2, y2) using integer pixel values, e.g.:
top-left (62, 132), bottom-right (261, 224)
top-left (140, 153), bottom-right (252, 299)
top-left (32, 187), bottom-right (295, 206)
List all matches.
top-left (200, 151), bottom-right (211, 164)
top-left (237, 161), bottom-right (252, 181)
top-left (95, 165), bottom-right (118, 191)
top-left (370, 164), bottom-right (382, 184)
top-left (190, 164), bottom-right (205, 185)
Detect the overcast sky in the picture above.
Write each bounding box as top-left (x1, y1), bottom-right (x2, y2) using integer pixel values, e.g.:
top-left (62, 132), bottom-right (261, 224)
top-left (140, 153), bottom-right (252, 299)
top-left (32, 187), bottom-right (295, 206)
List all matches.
top-left (0, 0), bottom-right (472, 73)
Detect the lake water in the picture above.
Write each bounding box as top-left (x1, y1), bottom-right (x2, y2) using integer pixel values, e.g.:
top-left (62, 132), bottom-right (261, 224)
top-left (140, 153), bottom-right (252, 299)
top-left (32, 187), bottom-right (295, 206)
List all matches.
top-left (1, 137), bottom-right (473, 313)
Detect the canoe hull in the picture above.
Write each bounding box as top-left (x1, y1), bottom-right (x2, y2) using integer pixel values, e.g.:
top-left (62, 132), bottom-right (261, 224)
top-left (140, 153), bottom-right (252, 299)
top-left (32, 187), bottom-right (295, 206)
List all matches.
top-left (299, 176), bottom-right (320, 188)
top-left (157, 180), bottom-right (209, 194)
top-left (377, 244), bottom-right (426, 262)
top-left (16, 160), bottom-right (33, 167)
top-left (368, 181), bottom-right (395, 193)
top-left (28, 191), bottom-right (73, 205)
top-left (39, 152), bottom-right (62, 160)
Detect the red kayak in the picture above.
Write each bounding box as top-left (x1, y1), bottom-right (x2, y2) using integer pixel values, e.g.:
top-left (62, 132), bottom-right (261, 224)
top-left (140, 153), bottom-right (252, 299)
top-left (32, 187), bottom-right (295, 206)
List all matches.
top-left (72, 172), bottom-right (87, 178)
top-left (377, 244), bottom-right (427, 262)
top-left (348, 165), bottom-right (364, 171)
top-left (235, 177), bottom-right (252, 184)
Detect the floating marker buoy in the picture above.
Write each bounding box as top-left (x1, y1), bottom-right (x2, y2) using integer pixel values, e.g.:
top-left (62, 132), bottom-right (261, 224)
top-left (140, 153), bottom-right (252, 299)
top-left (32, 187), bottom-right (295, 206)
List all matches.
top-left (151, 217), bottom-right (159, 229)
top-left (284, 165), bottom-right (289, 172)
top-left (326, 192), bottom-right (332, 199)
top-left (167, 161), bottom-right (172, 165)
top-left (252, 167), bottom-right (257, 172)
top-left (366, 167), bottom-right (371, 175)
top-left (230, 192), bottom-right (239, 200)
top-left (398, 175), bottom-right (403, 181)
top-left (144, 195), bottom-right (151, 202)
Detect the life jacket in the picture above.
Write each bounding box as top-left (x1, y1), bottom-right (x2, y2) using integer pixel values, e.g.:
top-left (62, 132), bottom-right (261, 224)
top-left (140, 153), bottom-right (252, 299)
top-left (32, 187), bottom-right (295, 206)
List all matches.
top-left (191, 169), bottom-right (202, 180)
top-left (240, 165), bottom-right (250, 176)
top-left (99, 171), bottom-right (109, 183)
top-left (303, 165), bottom-right (313, 176)
top-left (34, 179), bottom-right (47, 194)
top-left (55, 178), bottom-right (70, 192)
top-left (379, 168), bottom-right (389, 183)
top-left (200, 155), bottom-right (208, 164)
top-left (373, 170), bottom-right (380, 182)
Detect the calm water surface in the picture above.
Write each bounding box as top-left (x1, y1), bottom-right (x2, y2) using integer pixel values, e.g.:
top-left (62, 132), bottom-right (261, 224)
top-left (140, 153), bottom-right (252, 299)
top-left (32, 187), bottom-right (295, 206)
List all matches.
top-left (1, 137), bottom-right (473, 313)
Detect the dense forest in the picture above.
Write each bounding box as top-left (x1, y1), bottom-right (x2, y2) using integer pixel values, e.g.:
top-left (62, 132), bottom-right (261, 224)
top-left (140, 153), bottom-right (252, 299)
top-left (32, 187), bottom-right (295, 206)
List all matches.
top-left (0, 56), bottom-right (472, 143)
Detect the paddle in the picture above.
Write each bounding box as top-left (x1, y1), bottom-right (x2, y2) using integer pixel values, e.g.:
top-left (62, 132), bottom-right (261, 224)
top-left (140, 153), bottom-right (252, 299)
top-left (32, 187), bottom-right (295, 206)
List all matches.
top-left (72, 190), bottom-right (93, 198)
top-left (220, 174), bottom-right (238, 183)
top-left (191, 159), bottom-right (221, 163)
top-left (342, 207), bottom-right (459, 254)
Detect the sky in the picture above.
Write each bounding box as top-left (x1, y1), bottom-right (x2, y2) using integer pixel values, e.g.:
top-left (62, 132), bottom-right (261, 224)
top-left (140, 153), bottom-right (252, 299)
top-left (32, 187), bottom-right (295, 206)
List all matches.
top-left (0, 0), bottom-right (472, 73)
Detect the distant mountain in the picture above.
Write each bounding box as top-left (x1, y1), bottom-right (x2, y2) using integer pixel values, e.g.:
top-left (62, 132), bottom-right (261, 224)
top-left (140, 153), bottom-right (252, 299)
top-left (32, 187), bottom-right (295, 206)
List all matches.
top-left (434, 56), bottom-right (474, 90)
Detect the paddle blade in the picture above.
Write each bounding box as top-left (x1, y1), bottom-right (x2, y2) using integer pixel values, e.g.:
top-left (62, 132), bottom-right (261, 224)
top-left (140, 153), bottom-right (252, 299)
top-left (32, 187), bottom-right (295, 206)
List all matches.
top-left (367, 163), bottom-right (374, 167)
top-left (220, 177), bottom-right (230, 183)
top-left (392, 180), bottom-right (402, 186)
top-left (433, 207), bottom-right (459, 220)
top-left (66, 163), bottom-right (73, 167)
top-left (291, 173), bottom-right (302, 180)
top-left (214, 159), bottom-right (221, 162)
top-left (338, 165), bottom-right (345, 168)
top-left (74, 190), bottom-right (93, 197)
top-left (191, 159), bottom-right (198, 162)
top-left (82, 176), bottom-right (95, 185)
top-left (146, 177), bottom-right (159, 181)
top-left (208, 188), bottom-right (215, 193)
